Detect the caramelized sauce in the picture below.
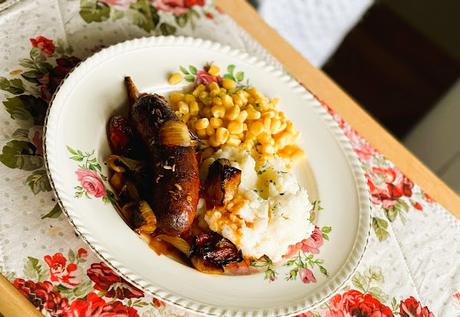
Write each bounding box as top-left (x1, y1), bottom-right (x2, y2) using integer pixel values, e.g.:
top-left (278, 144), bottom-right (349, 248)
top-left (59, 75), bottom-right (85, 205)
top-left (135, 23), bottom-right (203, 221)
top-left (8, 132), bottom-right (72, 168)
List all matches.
top-left (148, 236), bottom-right (188, 265)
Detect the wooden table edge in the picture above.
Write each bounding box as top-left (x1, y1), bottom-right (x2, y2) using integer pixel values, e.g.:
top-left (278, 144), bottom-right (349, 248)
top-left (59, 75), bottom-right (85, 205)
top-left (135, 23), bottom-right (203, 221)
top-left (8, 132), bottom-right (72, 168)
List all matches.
top-left (0, 274), bottom-right (42, 317)
top-left (215, 0), bottom-right (460, 218)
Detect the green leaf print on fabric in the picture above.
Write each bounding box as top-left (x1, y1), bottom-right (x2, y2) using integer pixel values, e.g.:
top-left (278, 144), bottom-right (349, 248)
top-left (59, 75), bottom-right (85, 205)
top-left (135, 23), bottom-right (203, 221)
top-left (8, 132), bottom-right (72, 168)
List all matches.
top-left (40, 204), bottom-right (63, 219)
top-left (11, 128), bottom-right (29, 141)
top-left (79, 0), bottom-right (111, 23)
top-left (372, 216), bottom-right (390, 241)
top-left (3, 95), bottom-right (47, 127)
top-left (352, 266), bottom-right (388, 303)
top-left (159, 22), bottom-right (177, 35)
top-left (0, 77), bottom-right (25, 95)
top-left (0, 140), bottom-right (43, 170)
top-left (23, 257), bottom-right (49, 282)
top-left (26, 169), bottom-right (51, 194)
top-left (129, 0), bottom-right (159, 33)
top-left (55, 280), bottom-right (93, 300)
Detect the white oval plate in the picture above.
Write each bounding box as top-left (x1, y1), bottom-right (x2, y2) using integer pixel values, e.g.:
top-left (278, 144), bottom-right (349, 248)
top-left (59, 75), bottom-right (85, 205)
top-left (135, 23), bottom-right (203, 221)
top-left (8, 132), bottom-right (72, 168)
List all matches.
top-left (44, 36), bottom-right (371, 317)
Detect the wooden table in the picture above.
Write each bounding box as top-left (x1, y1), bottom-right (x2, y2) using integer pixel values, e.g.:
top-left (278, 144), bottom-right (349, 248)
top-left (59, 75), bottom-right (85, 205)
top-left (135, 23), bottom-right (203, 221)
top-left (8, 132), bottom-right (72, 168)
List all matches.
top-left (1, 1), bottom-right (459, 316)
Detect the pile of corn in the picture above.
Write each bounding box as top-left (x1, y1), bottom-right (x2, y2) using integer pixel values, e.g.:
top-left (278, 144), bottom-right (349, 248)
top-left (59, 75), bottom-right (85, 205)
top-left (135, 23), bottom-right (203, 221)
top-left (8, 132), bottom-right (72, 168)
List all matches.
top-left (168, 65), bottom-right (304, 165)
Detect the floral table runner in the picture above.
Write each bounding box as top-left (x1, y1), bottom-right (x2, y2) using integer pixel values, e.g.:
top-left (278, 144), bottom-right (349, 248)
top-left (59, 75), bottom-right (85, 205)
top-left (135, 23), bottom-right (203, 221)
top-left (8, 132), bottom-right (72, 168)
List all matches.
top-left (0, 1), bottom-right (459, 316)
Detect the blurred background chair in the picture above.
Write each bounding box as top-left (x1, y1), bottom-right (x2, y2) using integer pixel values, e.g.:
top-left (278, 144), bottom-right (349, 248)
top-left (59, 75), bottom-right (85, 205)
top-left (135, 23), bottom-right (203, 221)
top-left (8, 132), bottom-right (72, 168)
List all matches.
top-left (253, 0), bottom-right (460, 193)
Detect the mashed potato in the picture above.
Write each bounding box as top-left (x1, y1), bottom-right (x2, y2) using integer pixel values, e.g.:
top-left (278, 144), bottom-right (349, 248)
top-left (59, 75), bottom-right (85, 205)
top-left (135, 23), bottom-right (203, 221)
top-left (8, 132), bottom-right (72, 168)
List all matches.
top-left (200, 146), bottom-right (314, 263)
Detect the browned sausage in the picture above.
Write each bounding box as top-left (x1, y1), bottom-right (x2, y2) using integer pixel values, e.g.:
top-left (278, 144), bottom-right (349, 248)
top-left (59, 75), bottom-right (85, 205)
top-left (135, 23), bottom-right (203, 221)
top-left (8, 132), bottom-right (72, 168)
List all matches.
top-left (126, 77), bottom-right (199, 236)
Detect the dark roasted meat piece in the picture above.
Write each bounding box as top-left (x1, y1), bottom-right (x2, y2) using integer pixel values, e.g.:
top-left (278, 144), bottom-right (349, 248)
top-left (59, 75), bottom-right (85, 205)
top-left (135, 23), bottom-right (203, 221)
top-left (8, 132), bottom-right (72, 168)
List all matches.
top-left (107, 115), bottom-right (133, 155)
top-left (107, 115), bottom-right (146, 159)
top-left (190, 232), bottom-right (243, 268)
top-left (205, 159), bottom-right (241, 207)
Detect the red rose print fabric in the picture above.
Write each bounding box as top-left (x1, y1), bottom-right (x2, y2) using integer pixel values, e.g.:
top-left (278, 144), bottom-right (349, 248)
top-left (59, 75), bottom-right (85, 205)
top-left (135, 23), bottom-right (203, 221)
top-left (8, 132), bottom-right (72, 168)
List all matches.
top-left (153, 0), bottom-right (205, 15)
top-left (44, 253), bottom-right (79, 287)
top-left (67, 292), bottom-right (139, 317)
top-left (325, 290), bottom-right (393, 317)
top-left (399, 297), bottom-right (434, 317)
top-left (30, 36), bottom-right (56, 56)
top-left (87, 262), bottom-right (144, 299)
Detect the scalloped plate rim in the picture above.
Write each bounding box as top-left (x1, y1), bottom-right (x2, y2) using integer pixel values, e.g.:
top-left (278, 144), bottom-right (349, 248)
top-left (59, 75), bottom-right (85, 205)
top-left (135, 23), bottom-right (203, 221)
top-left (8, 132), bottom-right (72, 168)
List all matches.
top-left (43, 35), bottom-right (371, 317)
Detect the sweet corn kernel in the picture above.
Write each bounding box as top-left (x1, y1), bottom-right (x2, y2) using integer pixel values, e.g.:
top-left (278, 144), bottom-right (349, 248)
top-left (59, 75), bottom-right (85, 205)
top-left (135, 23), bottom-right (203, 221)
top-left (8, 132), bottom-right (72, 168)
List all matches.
top-left (222, 78), bottom-right (236, 90)
top-left (279, 145), bottom-right (296, 156)
top-left (208, 82), bottom-right (219, 92)
top-left (209, 135), bottom-right (220, 147)
top-left (206, 125), bottom-right (215, 136)
top-left (226, 137), bottom-right (241, 146)
top-left (275, 131), bottom-right (292, 148)
top-left (291, 148), bottom-right (305, 161)
top-left (211, 105), bottom-right (226, 118)
top-left (181, 113), bottom-right (191, 123)
top-left (178, 101), bottom-right (189, 114)
top-left (255, 101), bottom-right (268, 111)
top-left (286, 121), bottom-right (295, 133)
top-left (257, 132), bottom-right (271, 144)
top-left (232, 94), bottom-right (243, 106)
top-left (247, 107), bottom-right (261, 120)
top-left (199, 91), bottom-right (208, 101)
top-left (278, 111), bottom-right (286, 121)
top-left (168, 72), bottom-right (183, 85)
top-left (278, 122), bottom-right (287, 133)
top-left (208, 64), bottom-right (220, 77)
top-left (196, 128), bottom-right (207, 139)
top-left (215, 127), bottom-right (230, 144)
top-left (212, 97), bottom-right (222, 106)
top-left (249, 121), bottom-right (264, 136)
top-left (263, 117), bottom-right (272, 132)
top-left (195, 118), bottom-right (209, 130)
top-left (261, 144), bottom-right (275, 154)
top-left (223, 95), bottom-right (234, 108)
top-left (247, 87), bottom-right (258, 97)
top-left (263, 110), bottom-right (276, 119)
top-left (192, 84), bottom-right (205, 96)
top-left (236, 133), bottom-right (245, 139)
top-left (270, 97), bottom-right (280, 107)
top-left (189, 101), bottom-right (199, 115)
top-left (202, 96), bottom-right (212, 106)
top-left (241, 90), bottom-right (250, 98)
top-left (237, 110), bottom-right (248, 122)
top-left (170, 92), bottom-right (184, 104)
top-left (228, 121), bottom-right (244, 135)
top-left (210, 117), bottom-right (223, 129)
top-left (270, 119), bottom-right (282, 134)
top-left (226, 105), bottom-right (240, 121)
top-left (184, 94), bottom-right (195, 103)
top-left (242, 140), bottom-right (254, 151)
top-left (209, 90), bottom-right (219, 98)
